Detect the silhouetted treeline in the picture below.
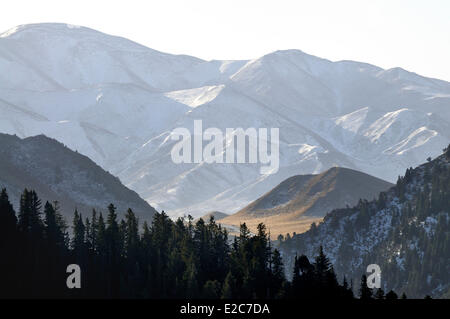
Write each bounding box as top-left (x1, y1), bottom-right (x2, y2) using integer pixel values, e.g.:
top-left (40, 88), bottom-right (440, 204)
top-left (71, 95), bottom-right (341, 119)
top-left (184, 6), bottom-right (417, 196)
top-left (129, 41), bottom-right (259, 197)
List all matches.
top-left (1, 188), bottom-right (399, 299)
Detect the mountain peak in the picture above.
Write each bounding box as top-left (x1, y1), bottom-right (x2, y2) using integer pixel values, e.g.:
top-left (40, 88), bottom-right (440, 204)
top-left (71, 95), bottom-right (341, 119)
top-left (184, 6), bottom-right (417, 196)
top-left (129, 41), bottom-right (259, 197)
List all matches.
top-left (220, 167), bottom-right (393, 237)
top-left (256, 48), bottom-right (332, 68)
top-left (0, 22), bottom-right (204, 91)
top-left (0, 23), bottom-right (103, 39)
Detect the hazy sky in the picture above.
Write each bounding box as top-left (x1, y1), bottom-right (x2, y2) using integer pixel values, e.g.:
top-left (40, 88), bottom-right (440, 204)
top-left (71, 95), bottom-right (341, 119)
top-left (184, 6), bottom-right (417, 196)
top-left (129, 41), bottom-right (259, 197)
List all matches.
top-left (2, 0), bottom-right (449, 81)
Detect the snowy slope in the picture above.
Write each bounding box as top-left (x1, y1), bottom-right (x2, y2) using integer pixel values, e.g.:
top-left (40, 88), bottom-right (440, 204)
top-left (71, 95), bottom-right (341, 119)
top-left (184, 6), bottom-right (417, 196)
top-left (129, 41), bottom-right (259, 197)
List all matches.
top-left (1, 23), bottom-right (449, 217)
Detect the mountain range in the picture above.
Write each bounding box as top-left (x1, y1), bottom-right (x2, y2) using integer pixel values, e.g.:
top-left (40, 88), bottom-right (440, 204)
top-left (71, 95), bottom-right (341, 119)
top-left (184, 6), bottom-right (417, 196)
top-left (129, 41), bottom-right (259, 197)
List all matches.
top-left (0, 133), bottom-right (157, 221)
top-left (1, 23), bottom-right (449, 218)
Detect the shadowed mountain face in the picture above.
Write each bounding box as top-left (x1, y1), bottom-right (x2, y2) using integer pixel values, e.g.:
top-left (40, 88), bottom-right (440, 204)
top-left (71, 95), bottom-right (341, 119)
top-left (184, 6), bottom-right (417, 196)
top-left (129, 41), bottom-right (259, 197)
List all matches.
top-left (220, 167), bottom-right (393, 237)
top-left (0, 133), bottom-right (157, 221)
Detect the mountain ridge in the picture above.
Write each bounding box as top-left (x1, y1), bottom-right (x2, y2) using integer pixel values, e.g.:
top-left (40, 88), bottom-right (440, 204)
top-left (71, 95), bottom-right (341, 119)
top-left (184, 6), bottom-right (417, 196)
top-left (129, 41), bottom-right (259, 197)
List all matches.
top-left (237, 167), bottom-right (393, 217)
top-left (1, 23), bottom-right (449, 217)
top-left (0, 133), bottom-right (158, 221)
top-left (220, 166), bottom-right (393, 236)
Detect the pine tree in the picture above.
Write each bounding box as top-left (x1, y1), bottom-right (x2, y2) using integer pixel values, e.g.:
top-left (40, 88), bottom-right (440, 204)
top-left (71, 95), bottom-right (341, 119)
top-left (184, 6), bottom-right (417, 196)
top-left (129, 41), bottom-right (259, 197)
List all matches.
top-left (18, 189), bottom-right (43, 236)
top-left (270, 249), bottom-right (285, 298)
top-left (119, 219), bottom-right (127, 258)
top-left (184, 255), bottom-right (199, 298)
top-left (0, 188), bottom-right (17, 240)
top-left (310, 222), bottom-right (317, 236)
top-left (291, 254), bottom-right (314, 298)
top-left (85, 217), bottom-right (92, 250)
top-left (202, 280), bottom-right (221, 299)
top-left (96, 212), bottom-right (106, 253)
top-left (0, 188), bottom-right (18, 298)
top-left (445, 143), bottom-right (450, 159)
top-left (89, 209), bottom-right (98, 252)
top-left (375, 288), bottom-right (385, 299)
top-left (124, 208), bottom-right (139, 262)
top-left (221, 271), bottom-right (237, 299)
top-left (385, 290), bottom-right (398, 300)
top-left (239, 223), bottom-right (251, 242)
top-left (313, 246), bottom-right (331, 284)
top-left (106, 204), bottom-right (120, 258)
top-left (105, 203), bottom-right (121, 297)
top-left (359, 274), bottom-right (373, 300)
top-left (341, 276), bottom-right (354, 299)
top-left (43, 201), bottom-right (66, 247)
top-left (72, 209), bottom-right (85, 251)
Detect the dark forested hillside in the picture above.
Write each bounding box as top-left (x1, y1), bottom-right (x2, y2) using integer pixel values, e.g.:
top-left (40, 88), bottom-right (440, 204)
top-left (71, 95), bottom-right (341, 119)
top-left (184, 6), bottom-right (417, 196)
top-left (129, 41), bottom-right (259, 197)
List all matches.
top-left (0, 133), bottom-right (157, 221)
top-left (278, 145), bottom-right (450, 298)
top-left (0, 187), bottom-right (362, 299)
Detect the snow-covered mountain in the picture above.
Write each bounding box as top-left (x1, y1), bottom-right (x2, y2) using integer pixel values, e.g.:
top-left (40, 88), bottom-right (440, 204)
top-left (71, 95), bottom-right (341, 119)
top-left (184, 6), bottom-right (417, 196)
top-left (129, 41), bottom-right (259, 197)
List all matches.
top-left (1, 23), bottom-right (449, 218)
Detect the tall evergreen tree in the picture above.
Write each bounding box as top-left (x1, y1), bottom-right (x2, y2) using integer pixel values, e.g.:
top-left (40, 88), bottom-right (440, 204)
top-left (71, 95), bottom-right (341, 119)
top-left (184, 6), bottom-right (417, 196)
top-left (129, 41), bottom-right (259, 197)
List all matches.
top-left (72, 209), bottom-right (85, 251)
top-left (359, 274), bottom-right (373, 300)
top-left (18, 189), bottom-right (43, 236)
top-left (44, 201), bottom-right (66, 247)
top-left (0, 188), bottom-right (17, 240)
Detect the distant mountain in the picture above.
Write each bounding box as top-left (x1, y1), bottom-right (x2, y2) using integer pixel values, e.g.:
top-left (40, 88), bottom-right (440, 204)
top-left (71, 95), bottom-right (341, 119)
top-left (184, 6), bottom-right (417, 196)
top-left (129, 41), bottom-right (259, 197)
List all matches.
top-left (0, 133), bottom-right (157, 221)
top-left (196, 211), bottom-right (228, 222)
top-left (1, 23), bottom-right (449, 217)
top-left (195, 211), bottom-right (239, 236)
top-left (220, 167), bottom-right (392, 236)
top-left (278, 146), bottom-right (450, 298)
top-left (231, 167), bottom-right (393, 218)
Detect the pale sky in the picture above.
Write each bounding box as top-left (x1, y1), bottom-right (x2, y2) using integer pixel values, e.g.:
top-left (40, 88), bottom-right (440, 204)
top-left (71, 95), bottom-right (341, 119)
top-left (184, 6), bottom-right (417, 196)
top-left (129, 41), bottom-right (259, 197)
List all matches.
top-left (2, 0), bottom-right (449, 81)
